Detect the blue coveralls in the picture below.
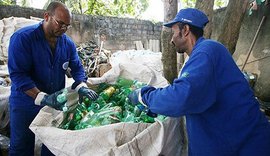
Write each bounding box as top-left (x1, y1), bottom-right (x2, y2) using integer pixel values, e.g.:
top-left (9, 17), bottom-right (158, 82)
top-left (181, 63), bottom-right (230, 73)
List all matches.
top-left (141, 37), bottom-right (270, 156)
top-left (8, 22), bottom-right (86, 156)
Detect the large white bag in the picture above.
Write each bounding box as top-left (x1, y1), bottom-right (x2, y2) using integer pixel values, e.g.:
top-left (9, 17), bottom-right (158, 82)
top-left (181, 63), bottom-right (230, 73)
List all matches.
top-left (0, 65), bottom-right (10, 130)
top-left (30, 63), bottom-right (187, 156)
top-left (0, 85), bottom-right (10, 130)
top-left (0, 17), bottom-right (39, 61)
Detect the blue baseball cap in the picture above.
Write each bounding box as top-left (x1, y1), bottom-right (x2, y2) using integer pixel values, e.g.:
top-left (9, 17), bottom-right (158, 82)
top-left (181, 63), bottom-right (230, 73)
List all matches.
top-left (164, 8), bottom-right (209, 29)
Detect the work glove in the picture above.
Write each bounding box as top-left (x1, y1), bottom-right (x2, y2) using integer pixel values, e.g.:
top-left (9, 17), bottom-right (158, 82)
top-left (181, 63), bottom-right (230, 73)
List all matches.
top-left (75, 83), bottom-right (99, 103)
top-left (128, 88), bottom-right (157, 118)
top-left (128, 88), bottom-right (142, 106)
top-left (34, 91), bottom-right (67, 110)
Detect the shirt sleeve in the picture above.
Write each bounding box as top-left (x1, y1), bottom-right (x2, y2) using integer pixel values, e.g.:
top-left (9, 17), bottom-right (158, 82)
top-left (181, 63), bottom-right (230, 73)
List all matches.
top-left (8, 33), bottom-right (36, 91)
top-left (68, 40), bottom-right (87, 83)
top-left (141, 52), bottom-right (217, 117)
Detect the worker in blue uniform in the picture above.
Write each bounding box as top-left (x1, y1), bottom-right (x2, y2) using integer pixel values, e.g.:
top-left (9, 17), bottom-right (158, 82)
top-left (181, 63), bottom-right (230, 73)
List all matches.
top-left (8, 2), bottom-right (98, 156)
top-left (129, 8), bottom-right (270, 156)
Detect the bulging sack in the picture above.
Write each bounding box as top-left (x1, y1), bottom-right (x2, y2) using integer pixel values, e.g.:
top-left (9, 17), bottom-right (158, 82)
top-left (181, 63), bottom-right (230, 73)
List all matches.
top-left (30, 63), bottom-right (187, 156)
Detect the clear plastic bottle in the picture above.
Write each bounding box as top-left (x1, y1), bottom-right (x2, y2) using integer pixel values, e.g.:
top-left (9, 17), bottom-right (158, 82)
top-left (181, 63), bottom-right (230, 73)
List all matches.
top-left (132, 80), bottom-right (146, 89)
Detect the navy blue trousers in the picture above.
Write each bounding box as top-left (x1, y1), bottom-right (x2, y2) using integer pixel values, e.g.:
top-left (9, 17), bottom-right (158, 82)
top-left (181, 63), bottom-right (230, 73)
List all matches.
top-left (9, 97), bottom-right (54, 156)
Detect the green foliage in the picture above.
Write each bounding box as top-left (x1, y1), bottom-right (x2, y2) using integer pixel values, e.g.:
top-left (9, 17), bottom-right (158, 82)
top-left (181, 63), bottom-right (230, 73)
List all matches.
top-left (0, 0), bottom-right (13, 5)
top-left (65, 0), bottom-right (88, 14)
top-left (20, 0), bottom-right (30, 7)
top-left (181, 0), bottom-right (196, 8)
top-left (214, 0), bottom-right (228, 9)
top-left (84, 0), bottom-right (149, 18)
top-left (181, 0), bottom-right (228, 9)
top-left (41, 0), bottom-right (149, 18)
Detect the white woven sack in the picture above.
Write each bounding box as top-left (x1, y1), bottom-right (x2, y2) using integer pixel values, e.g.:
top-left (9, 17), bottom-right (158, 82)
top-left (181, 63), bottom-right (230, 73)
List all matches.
top-left (0, 17), bottom-right (39, 61)
top-left (30, 63), bottom-right (186, 156)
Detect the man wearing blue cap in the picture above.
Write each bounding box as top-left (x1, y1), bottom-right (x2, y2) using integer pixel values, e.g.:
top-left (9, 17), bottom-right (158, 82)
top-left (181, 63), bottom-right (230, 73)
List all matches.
top-left (128, 8), bottom-right (270, 155)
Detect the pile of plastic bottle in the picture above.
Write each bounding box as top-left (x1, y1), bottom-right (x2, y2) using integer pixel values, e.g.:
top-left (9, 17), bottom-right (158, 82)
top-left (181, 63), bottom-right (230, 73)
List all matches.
top-left (59, 77), bottom-right (166, 130)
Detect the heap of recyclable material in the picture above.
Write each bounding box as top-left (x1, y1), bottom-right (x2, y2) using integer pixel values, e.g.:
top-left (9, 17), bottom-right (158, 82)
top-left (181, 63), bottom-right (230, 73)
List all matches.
top-left (59, 77), bottom-right (166, 130)
top-left (76, 41), bottom-right (111, 78)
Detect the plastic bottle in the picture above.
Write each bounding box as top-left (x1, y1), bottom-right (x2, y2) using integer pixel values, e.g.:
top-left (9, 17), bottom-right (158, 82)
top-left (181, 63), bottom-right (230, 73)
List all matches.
top-left (132, 80), bottom-right (146, 89)
top-left (57, 88), bottom-right (68, 103)
top-left (78, 106), bottom-right (122, 128)
top-left (59, 80), bottom-right (166, 130)
top-left (133, 105), bottom-right (143, 117)
top-left (139, 111), bottom-right (155, 123)
top-left (60, 113), bottom-right (77, 130)
top-left (116, 77), bottom-right (147, 89)
top-left (99, 86), bottom-right (116, 101)
top-left (122, 99), bottom-right (136, 122)
top-left (83, 97), bottom-right (91, 107)
top-left (122, 110), bottom-right (135, 122)
top-left (135, 104), bottom-right (157, 118)
top-left (116, 77), bottom-right (134, 87)
top-left (74, 103), bottom-right (88, 121)
top-left (111, 87), bottom-right (133, 107)
top-left (156, 115), bottom-right (167, 121)
top-left (57, 88), bottom-right (68, 111)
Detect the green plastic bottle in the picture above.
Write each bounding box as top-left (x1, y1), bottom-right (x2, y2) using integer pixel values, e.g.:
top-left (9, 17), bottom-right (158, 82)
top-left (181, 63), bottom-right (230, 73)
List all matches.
top-left (57, 88), bottom-right (68, 103)
top-left (122, 110), bottom-right (135, 122)
top-left (156, 115), bottom-right (167, 121)
top-left (78, 106), bottom-right (122, 128)
top-left (60, 112), bottom-right (77, 130)
top-left (83, 97), bottom-right (91, 107)
top-left (74, 103), bottom-right (88, 121)
top-left (56, 88), bottom-right (68, 111)
top-left (59, 80), bottom-right (167, 130)
top-left (90, 97), bottom-right (106, 110)
top-left (87, 102), bottom-right (100, 112)
top-left (113, 87), bottom-right (133, 106)
top-left (139, 111), bottom-right (155, 123)
top-left (116, 77), bottom-right (146, 89)
top-left (116, 77), bottom-right (134, 87)
top-left (132, 80), bottom-right (146, 89)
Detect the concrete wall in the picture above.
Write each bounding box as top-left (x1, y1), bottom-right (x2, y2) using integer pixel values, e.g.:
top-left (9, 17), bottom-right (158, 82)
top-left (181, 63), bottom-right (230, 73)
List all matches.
top-left (0, 5), bottom-right (162, 52)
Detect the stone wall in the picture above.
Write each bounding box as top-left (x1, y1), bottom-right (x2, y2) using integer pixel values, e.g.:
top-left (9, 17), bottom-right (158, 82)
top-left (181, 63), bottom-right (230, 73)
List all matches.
top-left (0, 5), bottom-right (162, 52)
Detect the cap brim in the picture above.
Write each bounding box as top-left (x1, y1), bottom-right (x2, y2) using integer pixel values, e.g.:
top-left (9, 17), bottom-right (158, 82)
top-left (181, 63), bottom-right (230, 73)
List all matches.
top-left (163, 20), bottom-right (178, 28)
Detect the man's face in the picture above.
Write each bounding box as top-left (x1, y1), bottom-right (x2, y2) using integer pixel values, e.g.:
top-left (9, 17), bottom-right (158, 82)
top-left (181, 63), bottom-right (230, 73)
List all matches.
top-left (171, 23), bottom-right (186, 54)
top-left (48, 7), bottom-right (71, 37)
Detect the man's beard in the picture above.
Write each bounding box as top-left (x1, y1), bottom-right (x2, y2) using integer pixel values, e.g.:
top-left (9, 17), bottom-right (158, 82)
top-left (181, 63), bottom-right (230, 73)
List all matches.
top-left (177, 48), bottom-right (185, 54)
top-left (177, 50), bottom-right (185, 54)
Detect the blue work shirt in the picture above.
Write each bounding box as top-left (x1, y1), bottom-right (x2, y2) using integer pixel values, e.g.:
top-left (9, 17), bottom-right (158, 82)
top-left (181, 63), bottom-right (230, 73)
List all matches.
top-left (8, 22), bottom-right (86, 106)
top-left (141, 37), bottom-right (270, 155)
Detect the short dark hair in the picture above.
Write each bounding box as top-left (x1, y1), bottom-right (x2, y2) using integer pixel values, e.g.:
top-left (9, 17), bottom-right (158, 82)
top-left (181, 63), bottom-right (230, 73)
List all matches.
top-left (46, 1), bottom-right (64, 15)
top-left (178, 22), bottom-right (204, 39)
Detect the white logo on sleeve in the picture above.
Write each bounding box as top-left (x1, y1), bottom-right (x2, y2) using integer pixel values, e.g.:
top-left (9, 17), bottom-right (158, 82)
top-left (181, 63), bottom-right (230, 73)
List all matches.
top-left (62, 62), bottom-right (69, 70)
top-left (181, 72), bottom-right (189, 78)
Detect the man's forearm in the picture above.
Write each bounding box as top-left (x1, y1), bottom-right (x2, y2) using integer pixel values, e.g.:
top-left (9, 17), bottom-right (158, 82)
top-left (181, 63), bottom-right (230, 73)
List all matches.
top-left (25, 87), bottom-right (41, 99)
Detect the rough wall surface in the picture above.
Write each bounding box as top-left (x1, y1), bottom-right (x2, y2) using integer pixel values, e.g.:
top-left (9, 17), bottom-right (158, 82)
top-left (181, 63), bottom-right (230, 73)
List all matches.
top-left (0, 5), bottom-right (162, 52)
